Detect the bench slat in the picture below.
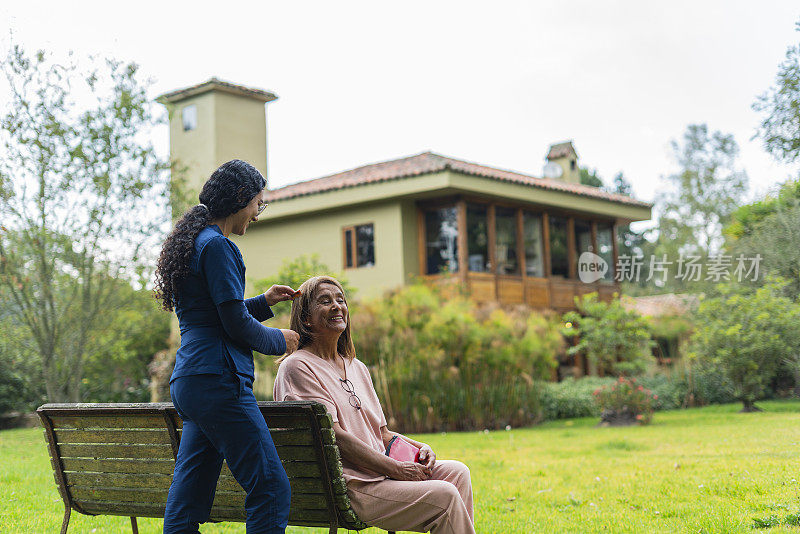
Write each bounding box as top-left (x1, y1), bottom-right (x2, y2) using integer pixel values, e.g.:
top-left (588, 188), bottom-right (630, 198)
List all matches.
top-left (55, 429), bottom-right (172, 445)
top-left (173, 428), bottom-right (318, 447)
top-left (66, 472), bottom-right (173, 491)
top-left (221, 461), bottom-right (322, 479)
top-left (70, 486), bottom-right (336, 510)
top-left (59, 443), bottom-right (173, 460)
top-left (260, 414), bottom-right (313, 430)
top-left (61, 459), bottom-right (323, 479)
top-left (74, 500), bottom-right (334, 524)
top-left (216, 475), bottom-right (331, 495)
top-left (210, 507), bottom-right (332, 523)
top-left (62, 458), bottom-right (175, 475)
top-left (50, 415), bottom-right (170, 429)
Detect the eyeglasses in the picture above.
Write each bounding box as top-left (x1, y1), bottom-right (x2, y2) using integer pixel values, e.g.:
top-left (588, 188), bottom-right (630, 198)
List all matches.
top-left (256, 200), bottom-right (269, 216)
top-left (339, 378), bottom-right (362, 410)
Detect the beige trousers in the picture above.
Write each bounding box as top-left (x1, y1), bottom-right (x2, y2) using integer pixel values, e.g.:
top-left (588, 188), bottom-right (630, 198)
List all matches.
top-left (346, 460), bottom-right (475, 534)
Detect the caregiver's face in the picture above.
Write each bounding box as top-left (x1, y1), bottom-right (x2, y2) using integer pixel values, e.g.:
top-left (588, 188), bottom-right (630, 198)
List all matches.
top-left (232, 189), bottom-right (266, 236)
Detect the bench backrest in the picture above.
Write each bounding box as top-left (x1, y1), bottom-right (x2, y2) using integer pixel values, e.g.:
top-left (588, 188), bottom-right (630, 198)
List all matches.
top-left (37, 401), bottom-right (367, 531)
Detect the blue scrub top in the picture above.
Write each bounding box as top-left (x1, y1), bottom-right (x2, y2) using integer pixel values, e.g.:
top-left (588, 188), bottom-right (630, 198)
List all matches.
top-left (171, 224), bottom-right (273, 382)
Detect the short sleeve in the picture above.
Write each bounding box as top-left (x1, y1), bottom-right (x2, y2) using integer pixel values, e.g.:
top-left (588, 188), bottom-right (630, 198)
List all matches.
top-left (199, 236), bottom-right (245, 305)
top-left (275, 359), bottom-right (340, 423)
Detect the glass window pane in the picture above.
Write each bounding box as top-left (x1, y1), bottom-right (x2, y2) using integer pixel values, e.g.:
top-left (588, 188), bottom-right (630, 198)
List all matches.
top-left (597, 224), bottom-right (615, 281)
top-left (182, 105), bottom-right (197, 131)
top-left (356, 224), bottom-right (375, 267)
top-left (344, 228), bottom-right (353, 268)
top-left (467, 205), bottom-right (489, 272)
top-left (549, 216), bottom-right (569, 277)
top-left (574, 220), bottom-right (593, 273)
top-left (524, 212), bottom-right (544, 277)
top-left (495, 207), bottom-right (519, 275)
top-left (425, 207), bottom-right (459, 274)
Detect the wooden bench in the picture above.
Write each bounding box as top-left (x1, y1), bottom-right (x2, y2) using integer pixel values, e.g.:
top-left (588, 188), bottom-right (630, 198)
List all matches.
top-left (38, 401), bottom-right (380, 533)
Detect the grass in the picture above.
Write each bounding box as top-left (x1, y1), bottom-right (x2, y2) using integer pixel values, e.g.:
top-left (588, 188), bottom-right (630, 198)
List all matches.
top-left (2, 400), bottom-right (800, 533)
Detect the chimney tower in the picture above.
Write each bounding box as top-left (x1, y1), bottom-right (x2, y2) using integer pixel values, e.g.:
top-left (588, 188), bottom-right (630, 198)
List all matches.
top-left (158, 78), bottom-right (278, 199)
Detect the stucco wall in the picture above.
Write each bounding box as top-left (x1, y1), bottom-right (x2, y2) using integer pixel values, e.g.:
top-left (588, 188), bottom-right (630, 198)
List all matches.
top-left (232, 201), bottom-right (408, 299)
top-left (166, 90), bottom-right (268, 198)
top-left (167, 91), bottom-right (217, 195)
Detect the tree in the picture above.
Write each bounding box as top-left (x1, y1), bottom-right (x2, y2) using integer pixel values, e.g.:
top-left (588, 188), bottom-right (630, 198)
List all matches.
top-left (579, 167), bottom-right (604, 188)
top-left (754, 20), bottom-right (800, 163)
top-left (658, 124), bottom-right (748, 259)
top-left (689, 278), bottom-right (800, 412)
top-left (562, 293), bottom-right (655, 376)
top-left (81, 283), bottom-right (170, 402)
top-left (612, 172), bottom-right (649, 258)
top-left (725, 179), bottom-right (800, 296)
top-left (0, 46), bottom-right (171, 402)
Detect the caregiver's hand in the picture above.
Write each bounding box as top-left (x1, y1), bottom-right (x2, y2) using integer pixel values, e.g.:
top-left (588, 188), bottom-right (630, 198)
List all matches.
top-left (280, 329), bottom-right (300, 355)
top-left (264, 285), bottom-right (301, 306)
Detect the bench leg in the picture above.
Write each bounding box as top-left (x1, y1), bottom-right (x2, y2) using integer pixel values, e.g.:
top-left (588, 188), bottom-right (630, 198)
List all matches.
top-left (60, 503), bottom-right (71, 534)
top-left (130, 516), bottom-right (139, 534)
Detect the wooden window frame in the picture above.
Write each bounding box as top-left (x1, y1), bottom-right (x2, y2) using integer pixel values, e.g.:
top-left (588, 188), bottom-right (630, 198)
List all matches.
top-left (417, 196), bottom-right (619, 285)
top-left (342, 223), bottom-right (375, 270)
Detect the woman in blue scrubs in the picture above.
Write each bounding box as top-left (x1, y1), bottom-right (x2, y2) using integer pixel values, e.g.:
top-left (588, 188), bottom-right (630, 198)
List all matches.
top-left (154, 159), bottom-right (299, 534)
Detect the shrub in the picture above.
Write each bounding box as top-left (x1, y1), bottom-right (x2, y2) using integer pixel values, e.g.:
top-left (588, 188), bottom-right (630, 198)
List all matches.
top-left (636, 374), bottom-right (688, 411)
top-left (539, 377), bottom-right (612, 420)
top-left (686, 361), bottom-right (738, 406)
top-left (351, 283), bottom-right (563, 432)
top-left (563, 293), bottom-right (655, 376)
top-left (594, 376), bottom-right (656, 425)
top-left (689, 278), bottom-right (800, 412)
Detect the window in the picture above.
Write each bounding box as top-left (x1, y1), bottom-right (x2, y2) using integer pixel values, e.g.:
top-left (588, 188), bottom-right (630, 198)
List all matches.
top-left (182, 105), bottom-right (197, 131)
top-left (570, 159), bottom-right (576, 171)
top-left (343, 223), bottom-right (374, 268)
top-left (549, 216), bottom-right (569, 277)
top-left (574, 218), bottom-right (593, 259)
top-left (495, 207), bottom-right (519, 275)
top-left (524, 212), bottom-right (545, 277)
top-left (596, 224), bottom-right (615, 281)
top-left (425, 207), bottom-right (459, 274)
top-left (467, 204), bottom-right (489, 272)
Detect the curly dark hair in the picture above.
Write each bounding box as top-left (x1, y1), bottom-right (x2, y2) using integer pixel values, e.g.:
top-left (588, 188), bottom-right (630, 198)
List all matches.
top-left (154, 159), bottom-right (266, 311)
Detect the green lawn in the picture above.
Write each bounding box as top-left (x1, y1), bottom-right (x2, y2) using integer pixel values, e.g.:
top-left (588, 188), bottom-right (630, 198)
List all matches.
top-left (2, 401), bottom-right (800, 533)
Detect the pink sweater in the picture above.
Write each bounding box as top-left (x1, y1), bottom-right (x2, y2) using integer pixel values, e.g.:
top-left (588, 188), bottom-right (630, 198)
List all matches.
top-left (273, 349), bottom-right (388, 483)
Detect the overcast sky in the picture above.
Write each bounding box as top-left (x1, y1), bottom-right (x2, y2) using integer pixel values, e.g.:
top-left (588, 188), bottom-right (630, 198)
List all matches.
top-left (3, 1), bottom-right (799, 209)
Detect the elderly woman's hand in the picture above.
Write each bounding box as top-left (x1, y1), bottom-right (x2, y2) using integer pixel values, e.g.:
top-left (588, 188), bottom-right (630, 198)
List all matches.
top-left (391, 461), bottom-right (431, 481)
top-left (418, 444), bottom-right (436, 469)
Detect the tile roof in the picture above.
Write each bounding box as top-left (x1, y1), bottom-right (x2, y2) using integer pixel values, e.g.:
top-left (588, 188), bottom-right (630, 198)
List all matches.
top-left (266, 151), bottom-right (651, 208)
top-left (157, 77), bottom-right (278, 104)
top-left (547, 141), bottom-right (577, 160)
top-left (620, 293), bottom-right (700, 317)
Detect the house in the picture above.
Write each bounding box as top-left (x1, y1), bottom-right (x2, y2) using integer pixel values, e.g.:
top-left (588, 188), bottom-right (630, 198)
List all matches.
top-left (159, 79), bottom-right (652, 310)
top-left (621, 293), bottom-right (698, 368)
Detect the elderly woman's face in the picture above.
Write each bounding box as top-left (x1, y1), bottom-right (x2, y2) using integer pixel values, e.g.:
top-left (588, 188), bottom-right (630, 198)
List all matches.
top-left (307, 282), bottom-right (348, 335)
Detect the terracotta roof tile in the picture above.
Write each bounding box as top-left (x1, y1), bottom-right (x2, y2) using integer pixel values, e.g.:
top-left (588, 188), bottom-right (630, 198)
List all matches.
top-left (620, 293), bottom-right (699, 317)
top-left (267, 151), bottom-right (651, 208)
top-left (157, 77), bottom-right (277, 104)
top-left (547, 141), bottom-right (577, 160)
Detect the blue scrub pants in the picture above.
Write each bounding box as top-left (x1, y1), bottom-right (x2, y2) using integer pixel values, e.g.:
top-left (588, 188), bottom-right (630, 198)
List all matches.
top-left (163, 372), bottom-right (291, 533)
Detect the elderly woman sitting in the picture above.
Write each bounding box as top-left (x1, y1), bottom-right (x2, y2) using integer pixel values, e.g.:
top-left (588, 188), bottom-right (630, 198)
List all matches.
top-left (273, 276), bottom-right (474, 534)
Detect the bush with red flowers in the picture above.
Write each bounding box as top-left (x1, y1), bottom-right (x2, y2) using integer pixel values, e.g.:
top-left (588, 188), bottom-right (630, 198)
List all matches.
top-left (593, 377), bottom-right (656, 425)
